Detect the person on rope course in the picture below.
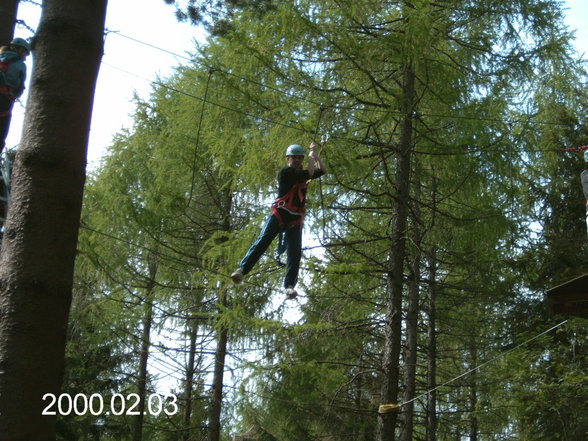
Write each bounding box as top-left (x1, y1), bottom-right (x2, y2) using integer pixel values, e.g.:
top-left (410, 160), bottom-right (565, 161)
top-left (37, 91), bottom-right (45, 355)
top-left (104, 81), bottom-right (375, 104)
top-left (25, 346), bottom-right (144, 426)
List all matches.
top-left (231, 141), bottom-right (327, 299)
top-left (0, 37), bottom-right (31, 154)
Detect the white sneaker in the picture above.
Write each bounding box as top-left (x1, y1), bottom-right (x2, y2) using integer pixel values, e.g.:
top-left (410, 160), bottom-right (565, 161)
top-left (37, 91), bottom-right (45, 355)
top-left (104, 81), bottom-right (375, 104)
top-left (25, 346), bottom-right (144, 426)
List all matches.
top-left (285, 287), bottom-right (298, 300)
top-left (231, 268), bottom-right (243, 284)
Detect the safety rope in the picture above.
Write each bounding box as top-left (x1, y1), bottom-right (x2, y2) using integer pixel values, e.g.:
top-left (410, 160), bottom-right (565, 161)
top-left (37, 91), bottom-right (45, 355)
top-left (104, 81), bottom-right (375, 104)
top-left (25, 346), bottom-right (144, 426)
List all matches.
top-left (312, 106), bottom-right (328, 242)
top-left (378, 319), bottom-right (569, 414)
top-left (187, 68), bottom-right (214, 206)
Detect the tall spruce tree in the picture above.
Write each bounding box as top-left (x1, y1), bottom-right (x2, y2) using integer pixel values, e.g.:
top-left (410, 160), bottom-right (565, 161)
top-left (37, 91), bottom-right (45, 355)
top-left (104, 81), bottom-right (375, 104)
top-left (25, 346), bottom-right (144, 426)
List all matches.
top-left (0, 0), bottom-right (107, 439)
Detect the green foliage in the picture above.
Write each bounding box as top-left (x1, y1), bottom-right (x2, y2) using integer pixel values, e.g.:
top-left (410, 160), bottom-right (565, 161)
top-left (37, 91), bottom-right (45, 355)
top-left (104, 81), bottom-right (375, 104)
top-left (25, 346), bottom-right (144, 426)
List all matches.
top-left (63, 0), bottom-right (588, 439)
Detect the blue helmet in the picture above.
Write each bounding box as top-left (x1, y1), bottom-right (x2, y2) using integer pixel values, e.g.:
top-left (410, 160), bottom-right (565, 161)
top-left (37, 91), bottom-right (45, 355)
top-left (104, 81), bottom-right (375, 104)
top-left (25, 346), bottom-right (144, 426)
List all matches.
top-left (11, 37), bottom-right (31, 53)
top-left (285, 144), bottom-right (305, 156)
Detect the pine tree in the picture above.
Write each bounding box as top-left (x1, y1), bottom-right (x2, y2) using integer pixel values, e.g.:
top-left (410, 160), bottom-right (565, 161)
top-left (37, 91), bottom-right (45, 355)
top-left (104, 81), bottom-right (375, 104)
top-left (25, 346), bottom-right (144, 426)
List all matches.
top-left (0, 1), bottom-right (107, 439)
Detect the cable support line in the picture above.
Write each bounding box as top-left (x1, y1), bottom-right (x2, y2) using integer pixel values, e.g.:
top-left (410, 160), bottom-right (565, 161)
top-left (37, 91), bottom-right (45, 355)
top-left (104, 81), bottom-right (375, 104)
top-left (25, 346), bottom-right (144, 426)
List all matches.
top-left (100, 61), bottom-right (312, 136)
top-left (380, 319), bottom-right (569, 413)
top-left (105, 29), bottom-right (194, 62)
top-left (100, 56), bottom-right (577, 160)
top-left (105, 31), bottom-right (577, 131)
top-left (187, 68), bottom-right (213, 206)
top-left (108, 30), bottom-right (325, 108)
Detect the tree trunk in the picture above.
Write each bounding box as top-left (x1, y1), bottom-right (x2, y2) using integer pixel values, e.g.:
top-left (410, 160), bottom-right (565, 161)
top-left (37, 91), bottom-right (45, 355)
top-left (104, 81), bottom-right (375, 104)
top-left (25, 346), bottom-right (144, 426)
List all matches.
top-left (208, 295), bottom-right (228, 441)
top-left (182, 314), bottom-right (199, 441)
top-left (376, 62), bottom-right (416, 441)
top-left (400, 181), bottom-right (422, 441)
top-left (132, 299), bottom-right (153, 441)
top-left (468, 345), bottom-right (478, 441)
top-left (0, 0), bottom-right (19, 45)
top-left (207, 179), bottom-right (233, 441)
top-left (426, 248), bottom-right (438, 441)
top-left (426, 181), bottom-right (438, 441)
top-left (132, 258), bottom-right (157, 441)
top-left (0, 0), bottom-right (107, 439)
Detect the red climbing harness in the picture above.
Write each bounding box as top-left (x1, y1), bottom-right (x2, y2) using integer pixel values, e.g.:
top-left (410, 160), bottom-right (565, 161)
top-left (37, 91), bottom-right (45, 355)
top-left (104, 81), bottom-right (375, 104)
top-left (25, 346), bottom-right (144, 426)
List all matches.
top-left (0, 59), bottom-right (18, 117)
top-left (270, 180), bottom-right (308, 227)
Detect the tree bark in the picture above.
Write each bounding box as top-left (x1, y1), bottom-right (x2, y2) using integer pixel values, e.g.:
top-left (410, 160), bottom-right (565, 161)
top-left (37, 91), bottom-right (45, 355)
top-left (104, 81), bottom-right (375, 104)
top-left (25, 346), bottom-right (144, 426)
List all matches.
top-left (132, 258), bottom-right (157, 441)
top-left (426, 248), bottom-right (438, 441)
top-left (400, 181), bottom-right (422, 441)
top-left (182, 314), bottom-right (199, 441)
top-left (376, 62), bottom-right (416, 441)
top-left (468, 345), bottom-right (478, 441)
top-left (426, 180), bottom-right (438, 441)
top-left (207, 176), bottom-right (233, 441)
top-left (0, 0), bottom-right (19, 45)
top-left (208, 294), bottom-right (228, 441)
top-left (0, 0), bottom-right (107, 439)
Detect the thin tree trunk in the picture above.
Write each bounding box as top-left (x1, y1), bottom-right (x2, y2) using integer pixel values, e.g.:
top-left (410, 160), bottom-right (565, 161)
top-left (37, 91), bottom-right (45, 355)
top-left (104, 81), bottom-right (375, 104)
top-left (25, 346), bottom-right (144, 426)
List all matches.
top-left (400, 182), bottom-right (423, 441)
top-left (182, 315), bottom-right (199, 441)
top-left (208, 293), bottom-right (228, 441)
top-left (468, 345), bottom-right (478, 441)
top-left (354, 354), bottom-right (363, 441)
top-left (426, 248), bottom-right (438, 441)
top-left (207, 174), bottom-right (233, 441)
top-left (0, 0), bottom-right (19, 45)
top-left (377, 62), bottom-right (416, 441)
top-left (400, 264), bottom-right (420, 441)
top-left (0, 0), bottom-right (106, 439)
top-left (132, 266), bottom-right (156, 441)
top-left (426, 183), bottom-right (438, 441)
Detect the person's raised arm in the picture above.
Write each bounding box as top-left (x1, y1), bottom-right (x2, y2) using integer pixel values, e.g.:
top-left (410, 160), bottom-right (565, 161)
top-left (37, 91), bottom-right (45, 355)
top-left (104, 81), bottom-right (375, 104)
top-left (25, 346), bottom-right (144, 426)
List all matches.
top-left (308, 142), bottom-right (316, 178)
top-left (309, 142), bottom-right (327, 176)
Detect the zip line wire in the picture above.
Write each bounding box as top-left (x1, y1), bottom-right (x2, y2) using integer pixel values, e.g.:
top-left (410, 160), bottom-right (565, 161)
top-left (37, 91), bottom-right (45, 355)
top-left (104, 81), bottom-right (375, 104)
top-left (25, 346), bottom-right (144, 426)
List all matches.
top-left (379, 318), bottom-right (570, 414)
top-left (107, 30), bottom-right (325, 108)
top-left (187, 67), bottom-right (213, 205)
top-left (105, 30), bottom-right (582, 137)
top-left (100, 59), bottom-right (585, 159)
top-left (99, 60), bottom-right (311, 136)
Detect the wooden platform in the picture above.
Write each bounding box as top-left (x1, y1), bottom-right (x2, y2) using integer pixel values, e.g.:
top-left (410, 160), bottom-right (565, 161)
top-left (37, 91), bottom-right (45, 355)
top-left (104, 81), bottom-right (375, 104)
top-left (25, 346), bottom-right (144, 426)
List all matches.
top-left (546, 273), bottom-right (588, 318)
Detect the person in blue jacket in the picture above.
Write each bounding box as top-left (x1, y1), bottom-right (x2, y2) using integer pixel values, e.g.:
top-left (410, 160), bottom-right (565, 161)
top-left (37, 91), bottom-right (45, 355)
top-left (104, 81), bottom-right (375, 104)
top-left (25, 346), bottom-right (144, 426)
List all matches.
top-left (0, 37), bottom-right (31, 153)
top-left (231, 142), bottom-right (327, 299)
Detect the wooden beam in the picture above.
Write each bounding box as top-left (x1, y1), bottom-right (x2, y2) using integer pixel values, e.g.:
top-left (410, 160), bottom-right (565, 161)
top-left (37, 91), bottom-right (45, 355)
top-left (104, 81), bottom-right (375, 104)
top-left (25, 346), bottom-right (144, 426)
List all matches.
top-left (546, 274), bottom-right (588, 318)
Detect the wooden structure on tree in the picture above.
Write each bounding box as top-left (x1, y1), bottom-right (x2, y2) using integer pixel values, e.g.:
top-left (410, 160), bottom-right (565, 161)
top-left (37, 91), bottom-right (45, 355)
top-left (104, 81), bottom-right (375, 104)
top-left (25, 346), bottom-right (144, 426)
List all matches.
top-left (546, 273), bottom-right (588, 318)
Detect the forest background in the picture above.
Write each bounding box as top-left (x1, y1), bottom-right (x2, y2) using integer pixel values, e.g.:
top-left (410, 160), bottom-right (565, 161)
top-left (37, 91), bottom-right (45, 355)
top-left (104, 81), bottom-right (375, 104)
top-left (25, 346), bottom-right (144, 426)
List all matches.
top-left (2, 0), bottom-right (588, 441)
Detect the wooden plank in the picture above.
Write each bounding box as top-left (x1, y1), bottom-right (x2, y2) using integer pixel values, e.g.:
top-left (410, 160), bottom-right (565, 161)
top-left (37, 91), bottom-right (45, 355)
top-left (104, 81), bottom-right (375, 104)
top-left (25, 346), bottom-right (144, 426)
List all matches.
top-left (546, 274), bottom-right (588, 318)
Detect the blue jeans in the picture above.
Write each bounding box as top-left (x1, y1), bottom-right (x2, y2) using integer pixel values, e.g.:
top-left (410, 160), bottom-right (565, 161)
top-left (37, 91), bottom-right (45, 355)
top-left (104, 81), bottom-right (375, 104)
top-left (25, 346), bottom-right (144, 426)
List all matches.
top-left (240, 213), bottom-right (302, 288)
